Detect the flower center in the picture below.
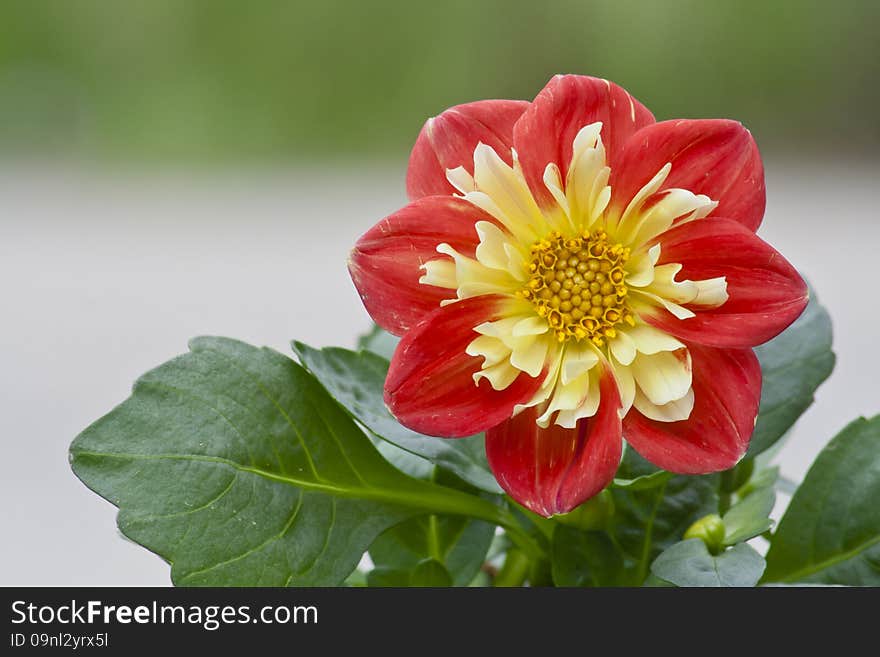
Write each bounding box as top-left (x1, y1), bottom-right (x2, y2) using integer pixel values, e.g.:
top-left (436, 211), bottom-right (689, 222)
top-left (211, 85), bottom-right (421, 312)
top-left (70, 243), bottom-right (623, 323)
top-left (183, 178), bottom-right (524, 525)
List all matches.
top-left (519, 230), bottom-right (635, 345)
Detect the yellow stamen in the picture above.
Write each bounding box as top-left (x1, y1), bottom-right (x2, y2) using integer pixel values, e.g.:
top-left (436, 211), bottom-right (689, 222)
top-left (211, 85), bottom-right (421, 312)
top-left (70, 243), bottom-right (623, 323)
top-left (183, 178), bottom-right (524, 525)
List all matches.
top-left (520, 230), bottom-right (635, 343)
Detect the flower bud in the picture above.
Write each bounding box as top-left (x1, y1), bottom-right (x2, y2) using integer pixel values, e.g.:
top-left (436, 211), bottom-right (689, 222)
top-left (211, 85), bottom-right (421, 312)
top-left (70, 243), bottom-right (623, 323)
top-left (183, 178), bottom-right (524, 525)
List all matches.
top-left (684, 514), bottom-right (726, 554)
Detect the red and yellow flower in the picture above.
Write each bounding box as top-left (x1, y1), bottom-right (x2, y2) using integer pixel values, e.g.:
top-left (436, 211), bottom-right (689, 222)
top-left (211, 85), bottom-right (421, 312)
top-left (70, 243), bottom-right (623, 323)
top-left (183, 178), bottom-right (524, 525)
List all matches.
top-left (349, 75), bottom-right (807, 517)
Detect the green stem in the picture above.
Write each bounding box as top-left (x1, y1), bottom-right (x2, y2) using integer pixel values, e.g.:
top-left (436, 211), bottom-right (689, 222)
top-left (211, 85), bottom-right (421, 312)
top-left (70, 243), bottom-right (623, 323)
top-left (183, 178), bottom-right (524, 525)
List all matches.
top-left (494, 548), bottom-right (531, 587)
top-left (635, 480), bottom-right (668, 584)
top-left (406, 492), bottom-right (545, 560)
top-left (426, 468), bottom-right (443, 562)
top-left (424, 488), bottom-right (545, 562)
top-left (427, 515), bottom-right (442, 561)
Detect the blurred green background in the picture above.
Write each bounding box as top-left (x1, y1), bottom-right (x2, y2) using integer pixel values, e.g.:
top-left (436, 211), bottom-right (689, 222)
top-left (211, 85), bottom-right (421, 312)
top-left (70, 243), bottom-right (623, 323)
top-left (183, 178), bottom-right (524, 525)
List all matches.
top-left (1, 0), bottom-right (877, 163)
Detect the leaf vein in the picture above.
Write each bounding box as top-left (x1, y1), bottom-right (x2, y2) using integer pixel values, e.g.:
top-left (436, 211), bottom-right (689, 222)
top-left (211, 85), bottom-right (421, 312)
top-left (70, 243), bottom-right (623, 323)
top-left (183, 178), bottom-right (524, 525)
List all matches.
top-left (128, 473), bottom-right (237, 523)
top-left (295, 498), bottom-right (338, 581)
top-left (178, 491), bottom-right (304, 583)
top-left (137, 379), bottom-right (260, 469)
top-left (200, 345), bottom-right (321, 481)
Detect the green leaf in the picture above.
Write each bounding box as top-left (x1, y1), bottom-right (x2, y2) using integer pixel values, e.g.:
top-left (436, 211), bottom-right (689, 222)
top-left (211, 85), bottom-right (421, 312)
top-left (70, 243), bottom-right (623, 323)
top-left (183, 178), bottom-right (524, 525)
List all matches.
top-left (292, 342), bottom-right (501, 494)
top-left (612, 470), bottom-right (673, 491)
top-left (365, 567), bottom-right (410, 587)
top-left (763, 416), bottom-right (880, 585)
top-left (619, 445), bottom-right (662, 477)
top-left (642, 574), bottom-right (675, 587)
top-left (367, 559), bottom-right (453, 587)
top-left (370, 437), bottom-right (435, 480)
top-left (411, 559), bottom-right (454, 587)
top-left (69, 337), bottom-right (508, 586)
top-left (737, 465), bottom-right (780, 499)
top-left (721, 458), bottom-right (755, 494)
top-left (650, 539), bottom-right (766, 587)
top-left (369, 511), bottom-right (495, 586)
top-left (748, 291), bottom-right (834, 456)
top-left (612, 445), bottom-right (672, 491)
top-left (610, 452), bottom-right (719, 584)
top-left (722, 486), bottom-right (776, 545)
top-left (357, 323), bottom-right (400, 361)
top-left (551, 525), bottom-right (624, 587)
top-left (292, 341), bottom-right (436, 481)
top-left (344, 569), bottom-right (368, 587)
top-left (554, 490), bottom-right (615, 531)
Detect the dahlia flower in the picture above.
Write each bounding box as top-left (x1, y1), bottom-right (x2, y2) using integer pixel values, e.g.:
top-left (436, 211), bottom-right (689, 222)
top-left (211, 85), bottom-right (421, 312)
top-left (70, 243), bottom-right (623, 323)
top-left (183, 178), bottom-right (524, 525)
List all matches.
top-left (349, 75), bottom-right (807, 517)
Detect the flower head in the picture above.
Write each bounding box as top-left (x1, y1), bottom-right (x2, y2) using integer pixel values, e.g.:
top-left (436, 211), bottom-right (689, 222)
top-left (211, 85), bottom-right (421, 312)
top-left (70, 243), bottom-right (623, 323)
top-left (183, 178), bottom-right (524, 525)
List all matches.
top-left (349, 75), bottom-right (807, 517)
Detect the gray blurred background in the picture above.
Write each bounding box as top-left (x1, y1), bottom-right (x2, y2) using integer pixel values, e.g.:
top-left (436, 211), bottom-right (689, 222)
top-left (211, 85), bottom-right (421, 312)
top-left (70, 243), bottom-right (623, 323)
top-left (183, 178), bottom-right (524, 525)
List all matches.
top-left (1, 1), bottom-right (877, 585)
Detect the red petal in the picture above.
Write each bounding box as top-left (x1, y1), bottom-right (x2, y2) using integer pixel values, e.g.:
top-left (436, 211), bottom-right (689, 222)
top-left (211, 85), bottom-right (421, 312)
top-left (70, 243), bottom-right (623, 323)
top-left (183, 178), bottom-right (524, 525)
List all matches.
top-left (385, 296), bottom-right (544, 438)
top-left (641, 217), bottom-right (808, 348)
top-left (513, 74), bottom-right (654, 208)
top-left (485, 364), bottom-right (622, 517)
top-left (623, 344), bottom-right (760, 473)
top-left (609, 119), bottom-right (765, 231)
top-left (349, 196), bottom-right (499, 336)
top-left (406, 99), bottom-right (529, 200)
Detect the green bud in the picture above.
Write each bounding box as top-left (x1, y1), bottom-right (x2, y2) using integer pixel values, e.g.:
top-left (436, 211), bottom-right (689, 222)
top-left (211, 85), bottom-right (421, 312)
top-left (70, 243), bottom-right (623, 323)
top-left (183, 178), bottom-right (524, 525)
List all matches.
top-left (684, 514), bottom-right (726, 554)
top-left (554, 489), bottom-right (615, 530)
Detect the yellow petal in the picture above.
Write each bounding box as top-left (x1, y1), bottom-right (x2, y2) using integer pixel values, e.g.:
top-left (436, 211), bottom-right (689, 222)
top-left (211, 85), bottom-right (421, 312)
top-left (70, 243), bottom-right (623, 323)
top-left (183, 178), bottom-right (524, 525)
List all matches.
top-left (419, 258), bottom-right (457, 289)
top-left (626, 323), bottom-right (685, 355)
top-left (633, 387), bottom-right (694, 422)
top-left (630, 349), bottom-right (692, 407)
